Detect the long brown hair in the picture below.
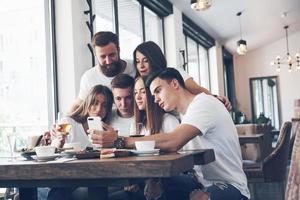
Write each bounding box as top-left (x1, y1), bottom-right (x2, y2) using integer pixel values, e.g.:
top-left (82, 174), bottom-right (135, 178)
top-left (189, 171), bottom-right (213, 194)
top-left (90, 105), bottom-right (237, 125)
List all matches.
top-left (134, 77), bottom-right (165, 135)
top-left (69, 85), bottom-right (113, 124)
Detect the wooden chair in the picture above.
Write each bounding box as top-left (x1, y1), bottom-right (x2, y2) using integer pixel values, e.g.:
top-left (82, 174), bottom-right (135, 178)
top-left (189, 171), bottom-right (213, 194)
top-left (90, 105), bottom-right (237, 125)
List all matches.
top-left (243, 121), bottom-right (292, 199)
top-left (285, 121), bottom-right (300, 200)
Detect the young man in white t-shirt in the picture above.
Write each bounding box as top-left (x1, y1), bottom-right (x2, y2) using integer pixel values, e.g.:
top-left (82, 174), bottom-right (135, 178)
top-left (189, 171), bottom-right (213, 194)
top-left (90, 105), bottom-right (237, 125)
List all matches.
top-left (121, 68), bottom-right (250, 200)
top-left (70, 31), bottom-right (136, 112)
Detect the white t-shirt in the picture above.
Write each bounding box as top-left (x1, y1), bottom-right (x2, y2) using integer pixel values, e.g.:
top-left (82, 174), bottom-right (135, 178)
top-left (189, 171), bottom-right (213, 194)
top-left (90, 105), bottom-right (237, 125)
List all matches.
top-left (181, 93), bottom-right (250, 199)
top-left (62, 116), bottom-right (93, 150)
top-left (109, 109), bottom-right (134, 137)
top-left (140, 113), bottom-right (180, 136)
top-left (78, 60), bottom-right (136, 100)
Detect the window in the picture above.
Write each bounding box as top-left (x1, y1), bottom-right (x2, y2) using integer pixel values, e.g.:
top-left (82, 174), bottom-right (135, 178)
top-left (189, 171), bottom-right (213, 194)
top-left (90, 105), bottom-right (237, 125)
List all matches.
top-left (186, 37), bottom-right (200, 84)
top-left (118, 0), bottom-right (143, 60)
top-left (94, 0), bottom-right (114, 32)
top-left (94, 0), bottom-right (171, 60)
top-left (0, 0), bottom-right (55, 155)
top-left (185, 36), bottom-right (211, 89)
top-left (144, 7), bottom-right (164, 50)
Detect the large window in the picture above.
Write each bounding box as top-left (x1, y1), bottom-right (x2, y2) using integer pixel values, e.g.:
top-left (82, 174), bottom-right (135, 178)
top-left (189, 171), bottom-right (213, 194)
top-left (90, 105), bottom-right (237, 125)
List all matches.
top-left (118, 0), bottom-right (143, 60)
top-left (185, 36), bottom-right (211, 89)
top-left (144, 7), bottom-right (164, 50)
top-left (94, 0), bottom-right (114, 32)
top-left (94, 0), bottom-right (168, 60)
top-left (0, 0), bottom-right (55, 155)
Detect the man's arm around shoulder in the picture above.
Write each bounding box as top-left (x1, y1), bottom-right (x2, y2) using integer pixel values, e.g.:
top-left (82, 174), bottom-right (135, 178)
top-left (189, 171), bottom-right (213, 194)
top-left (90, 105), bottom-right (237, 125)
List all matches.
top-left (125, 124), bottom-right (201, 152)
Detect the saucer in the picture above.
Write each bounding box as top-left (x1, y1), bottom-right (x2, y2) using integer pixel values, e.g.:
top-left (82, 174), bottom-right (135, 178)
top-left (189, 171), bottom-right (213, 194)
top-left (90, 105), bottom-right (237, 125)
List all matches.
top-left (131, 149), bottom-right (160, 156)
top-left (35, 154), bottom-right (60, 161)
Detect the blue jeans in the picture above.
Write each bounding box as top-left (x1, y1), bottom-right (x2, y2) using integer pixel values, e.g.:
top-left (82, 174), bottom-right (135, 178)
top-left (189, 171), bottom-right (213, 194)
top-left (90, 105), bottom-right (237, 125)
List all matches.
top-left (206, 183), bottom-right (248, 200)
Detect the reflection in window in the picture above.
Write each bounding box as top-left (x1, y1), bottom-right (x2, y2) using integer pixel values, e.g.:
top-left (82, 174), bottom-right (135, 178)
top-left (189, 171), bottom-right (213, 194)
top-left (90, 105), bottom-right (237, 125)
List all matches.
top-left (144, 7), bottom-right (164, 50)
top-left (0, 0), bottom-right (54, 155)
top-left (118, 0), bottom-right (142, 60)
top-left (94, 0), bottom-right (114, 32)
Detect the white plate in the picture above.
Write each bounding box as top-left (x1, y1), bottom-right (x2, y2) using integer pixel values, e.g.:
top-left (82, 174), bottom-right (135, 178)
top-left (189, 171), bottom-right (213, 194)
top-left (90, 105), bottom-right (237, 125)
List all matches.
top-left (131, 149), bottom-right (160, 155)
top-left (35, 154), bottom-right (60, 161)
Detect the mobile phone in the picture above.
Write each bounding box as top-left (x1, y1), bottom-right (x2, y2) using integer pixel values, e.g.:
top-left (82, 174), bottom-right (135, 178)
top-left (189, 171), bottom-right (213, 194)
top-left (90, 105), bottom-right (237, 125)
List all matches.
top-left (87, 117), bottom-right (103, 131)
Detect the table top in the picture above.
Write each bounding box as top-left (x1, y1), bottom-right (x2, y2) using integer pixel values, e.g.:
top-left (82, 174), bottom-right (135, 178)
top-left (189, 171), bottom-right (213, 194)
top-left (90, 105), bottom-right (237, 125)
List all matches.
top-left (0, 149), bottom-right (215, 188)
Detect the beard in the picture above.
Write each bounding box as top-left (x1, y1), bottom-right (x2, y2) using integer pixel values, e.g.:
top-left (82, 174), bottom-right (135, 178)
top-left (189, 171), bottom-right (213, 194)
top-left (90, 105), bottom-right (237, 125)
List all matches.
top-left (99, 60), bottom-right (123, 77)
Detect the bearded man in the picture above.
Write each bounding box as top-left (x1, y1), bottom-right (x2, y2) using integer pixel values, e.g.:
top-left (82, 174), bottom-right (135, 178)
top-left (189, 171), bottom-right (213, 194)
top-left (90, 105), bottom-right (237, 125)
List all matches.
top-left (70, 31), bottom-right (136, 111)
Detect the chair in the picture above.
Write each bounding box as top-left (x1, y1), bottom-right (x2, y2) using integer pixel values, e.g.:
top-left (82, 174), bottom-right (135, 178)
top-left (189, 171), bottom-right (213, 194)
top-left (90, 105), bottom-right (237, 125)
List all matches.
top-left (243, 121), bottom-right (292, 199)
top-left (285, 121), bottom-right (300, 200)
top-left (236, 123), bottom-right (273, 161)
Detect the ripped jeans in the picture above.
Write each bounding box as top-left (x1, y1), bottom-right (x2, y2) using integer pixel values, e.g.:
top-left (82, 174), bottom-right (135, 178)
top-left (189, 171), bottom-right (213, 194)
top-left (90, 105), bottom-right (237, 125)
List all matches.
top-left (145, 174), bottom-right (248, 200)
top-left (205, 183), bottom-right (248, 200)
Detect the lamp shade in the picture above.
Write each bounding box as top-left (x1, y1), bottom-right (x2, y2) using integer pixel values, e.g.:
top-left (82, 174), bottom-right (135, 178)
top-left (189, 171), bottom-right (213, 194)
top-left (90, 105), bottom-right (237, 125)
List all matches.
top-left (237, 39), bottom-right (247, 55)
top-left (191, 0), bottom-right (212, 11)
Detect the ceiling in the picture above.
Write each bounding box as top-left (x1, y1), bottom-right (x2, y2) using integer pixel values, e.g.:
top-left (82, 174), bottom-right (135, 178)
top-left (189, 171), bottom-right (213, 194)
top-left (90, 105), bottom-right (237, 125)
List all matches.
top-left (168, 0), bottom-right (300, 55)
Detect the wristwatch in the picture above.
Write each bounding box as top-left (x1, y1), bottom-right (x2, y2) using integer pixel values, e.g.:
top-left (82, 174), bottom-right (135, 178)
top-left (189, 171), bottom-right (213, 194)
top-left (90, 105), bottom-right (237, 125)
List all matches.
top-left (114, 136), bottom-right (126, 149)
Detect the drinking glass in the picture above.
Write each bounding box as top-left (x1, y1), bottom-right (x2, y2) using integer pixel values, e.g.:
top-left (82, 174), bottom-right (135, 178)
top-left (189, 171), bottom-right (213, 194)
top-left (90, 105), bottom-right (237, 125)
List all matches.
top-left (129, 122), bottom-right (144, 136)
top-left (6, 132), bottom-right (16, 161)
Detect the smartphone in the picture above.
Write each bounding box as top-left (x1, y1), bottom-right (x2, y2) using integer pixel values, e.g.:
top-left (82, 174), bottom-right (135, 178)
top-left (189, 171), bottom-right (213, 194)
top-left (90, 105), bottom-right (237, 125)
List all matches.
top-left (87, 117), bottom-right (103, 131)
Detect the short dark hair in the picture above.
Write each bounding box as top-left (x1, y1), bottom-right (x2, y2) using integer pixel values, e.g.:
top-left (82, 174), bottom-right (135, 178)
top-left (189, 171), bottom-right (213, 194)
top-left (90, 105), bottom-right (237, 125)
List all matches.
top-left (111, 74), bottom-right (135, 90)
top-left (92, 31), bottom-right (119, 49)
top-left (133, 41), bottom-right (167, 76)
top-left (145, 68), bottom-right (185, 89)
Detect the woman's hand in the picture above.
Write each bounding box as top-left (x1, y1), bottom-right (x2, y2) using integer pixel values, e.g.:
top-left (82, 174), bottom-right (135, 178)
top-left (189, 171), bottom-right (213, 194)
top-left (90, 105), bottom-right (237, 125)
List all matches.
top-left (216, 95), bottom-right (232, 111)
top-left (50, 124), bottom-right (68, 148)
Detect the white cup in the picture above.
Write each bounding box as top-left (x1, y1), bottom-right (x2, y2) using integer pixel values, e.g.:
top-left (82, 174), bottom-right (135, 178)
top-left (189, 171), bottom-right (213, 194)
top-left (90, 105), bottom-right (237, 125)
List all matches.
top-left (27, 135), bottom-right (41, 149)
top-left (63, 142), bottom-right (82, 152)
top-left (35, 146), bottom-right (56, 157)
top-left (135, 141), bottom-right (155, 151)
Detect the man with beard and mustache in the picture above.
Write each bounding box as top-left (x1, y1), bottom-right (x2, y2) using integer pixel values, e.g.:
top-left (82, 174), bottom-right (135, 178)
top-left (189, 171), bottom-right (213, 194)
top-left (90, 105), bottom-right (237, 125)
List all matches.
top-left (70, 31), bottom-right (136, 111)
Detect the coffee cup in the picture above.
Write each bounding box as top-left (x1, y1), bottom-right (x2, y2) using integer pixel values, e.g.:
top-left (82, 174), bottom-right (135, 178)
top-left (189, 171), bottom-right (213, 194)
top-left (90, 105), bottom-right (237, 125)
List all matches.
top-left (135, 141), bottom-right (155, 151)
top-left (63, 142), bottom-right (81, 152)
top-left (35, 146), bottom-right (56, 157)
top-left (27, 135), bottom-right (41, 150)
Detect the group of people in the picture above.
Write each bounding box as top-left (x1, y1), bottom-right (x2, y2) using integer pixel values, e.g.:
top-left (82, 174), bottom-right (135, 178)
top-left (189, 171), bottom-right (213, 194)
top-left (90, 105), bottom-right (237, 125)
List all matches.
top-left (44, 31), bottom-right (249, 200)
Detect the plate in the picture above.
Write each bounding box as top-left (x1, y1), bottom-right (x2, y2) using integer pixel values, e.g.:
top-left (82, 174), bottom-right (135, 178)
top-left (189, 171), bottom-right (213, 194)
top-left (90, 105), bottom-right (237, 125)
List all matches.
top-left (35, 154), bottom-right (60, 161)
top-left (61, 151), bottom-right (78, 158)
top-left (131, 149), bottom-right (160, 156)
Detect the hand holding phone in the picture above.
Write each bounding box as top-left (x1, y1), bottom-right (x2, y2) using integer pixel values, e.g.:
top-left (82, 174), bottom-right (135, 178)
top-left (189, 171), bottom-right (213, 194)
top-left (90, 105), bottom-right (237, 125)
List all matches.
top-left (87, 117), bottom-right (103, 131)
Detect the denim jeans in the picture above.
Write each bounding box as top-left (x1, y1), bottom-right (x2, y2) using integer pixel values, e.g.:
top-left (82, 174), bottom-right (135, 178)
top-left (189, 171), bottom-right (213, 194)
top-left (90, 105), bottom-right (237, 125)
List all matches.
top-left (206, 183), bottom-right (248, 200)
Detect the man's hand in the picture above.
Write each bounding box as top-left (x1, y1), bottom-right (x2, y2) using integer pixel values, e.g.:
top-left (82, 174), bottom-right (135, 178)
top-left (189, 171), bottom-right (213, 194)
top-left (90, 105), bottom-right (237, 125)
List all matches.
top-left (89, 126), bottom-right (118, 148)
top-left (216, 95), bottom-right (232, 111)
top-left (124, 184), bottom-right (140, 193)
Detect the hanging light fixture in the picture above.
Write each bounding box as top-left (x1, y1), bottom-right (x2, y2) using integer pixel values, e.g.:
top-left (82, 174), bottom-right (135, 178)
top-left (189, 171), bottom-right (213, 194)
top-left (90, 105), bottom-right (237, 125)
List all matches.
top-left (236, 11), bottom-right (247, 55)
top-left (191, 0), bottom-right (212, 11)
top-left (270, 25), bottom-right (300, 72)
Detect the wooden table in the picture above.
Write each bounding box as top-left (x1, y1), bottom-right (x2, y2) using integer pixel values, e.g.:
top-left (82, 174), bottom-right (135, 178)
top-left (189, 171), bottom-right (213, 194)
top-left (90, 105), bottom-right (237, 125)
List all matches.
top-left (238, 134), bottom-right (270, 160)
top-left (0, 149), bottom-right (215, 200)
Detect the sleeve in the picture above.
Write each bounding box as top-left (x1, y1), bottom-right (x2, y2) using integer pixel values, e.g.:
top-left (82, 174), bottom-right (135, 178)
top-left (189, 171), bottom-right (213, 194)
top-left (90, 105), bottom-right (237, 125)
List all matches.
top-left (161, 113), bottom-right (180, 133)
top-left (77, 73), bottom-right (89, 100)
top-left (181, 96), bottom-right (215, 135)
top-left (176, 67), bottom-right (192, 82)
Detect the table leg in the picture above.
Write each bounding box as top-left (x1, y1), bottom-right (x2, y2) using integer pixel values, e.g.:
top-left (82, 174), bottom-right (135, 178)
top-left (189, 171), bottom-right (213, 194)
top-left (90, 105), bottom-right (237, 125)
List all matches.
top-left (19, 188), bottom-right (37, 200)
top-left (88, 187), bottom-right (108, 200)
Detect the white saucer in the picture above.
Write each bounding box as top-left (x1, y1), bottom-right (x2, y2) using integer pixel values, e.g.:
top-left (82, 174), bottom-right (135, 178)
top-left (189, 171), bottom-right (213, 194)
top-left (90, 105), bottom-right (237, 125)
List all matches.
top-left (131, 149), bottom-right (160, 155)
top-left (35, 154), bottom-right (60, 161)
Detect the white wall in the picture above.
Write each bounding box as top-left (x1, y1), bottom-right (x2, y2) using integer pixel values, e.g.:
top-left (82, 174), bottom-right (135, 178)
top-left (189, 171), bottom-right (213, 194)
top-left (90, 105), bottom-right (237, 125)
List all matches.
top-left (55, 0), bottom-right (91, 114)
top-left (234, 31), bottom-right (300, 123)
